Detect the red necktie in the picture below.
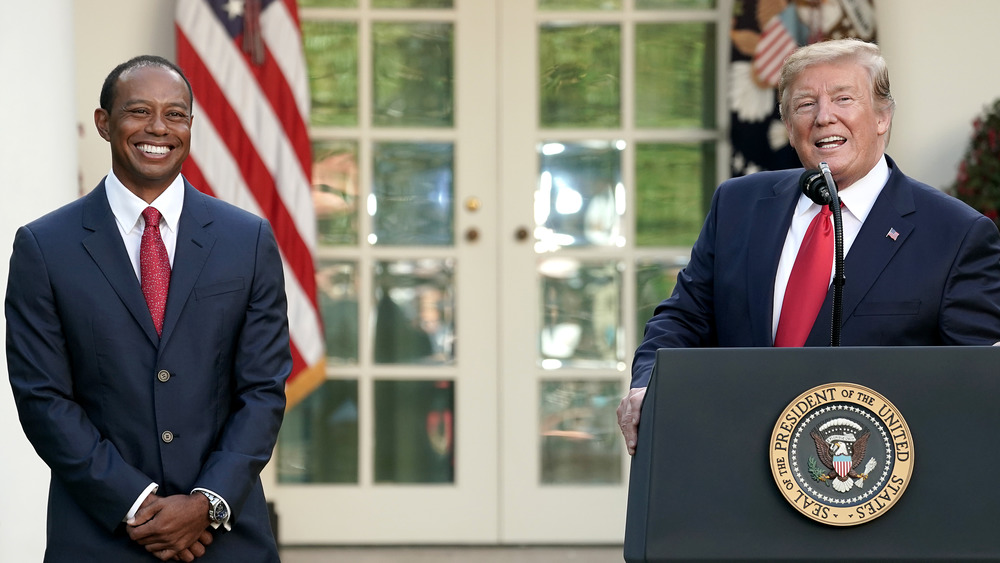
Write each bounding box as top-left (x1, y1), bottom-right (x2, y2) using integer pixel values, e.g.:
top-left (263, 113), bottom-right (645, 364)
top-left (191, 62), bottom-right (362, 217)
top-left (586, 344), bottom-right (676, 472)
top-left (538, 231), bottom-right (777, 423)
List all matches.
top-left (774, 204), bottom-right (833, 347)
top-left (140, 207), bottom-right (171, 337)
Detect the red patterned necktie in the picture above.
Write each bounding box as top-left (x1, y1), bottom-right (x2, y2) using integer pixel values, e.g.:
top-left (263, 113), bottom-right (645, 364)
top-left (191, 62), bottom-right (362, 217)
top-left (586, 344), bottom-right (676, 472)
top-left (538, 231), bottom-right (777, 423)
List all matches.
top-left (140, 207), bottom-right (171, 337)
top-left (774, 204), bottom-right (833, 347)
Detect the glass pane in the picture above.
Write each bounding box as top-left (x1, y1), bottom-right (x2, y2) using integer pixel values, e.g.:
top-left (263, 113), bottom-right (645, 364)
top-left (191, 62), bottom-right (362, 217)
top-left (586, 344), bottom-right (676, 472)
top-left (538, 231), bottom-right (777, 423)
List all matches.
top-left (299, 0), bottom-right (357, 6)
top-left (636, 258), bottom-right (686, 338)
top-left (371, 142), bottom-right (454, 246)
top-left (540, 380), bottom-right (622, 484)
top-left (373, 259), bottom-right (455, 365)
top-left (535, 141), bottom-right (625, 251)
top-left (374, 0), bottom-right (452, 7)
top-left (316, 260), bottom-right (359, 363)
top-left (539, 0), bottom-right (622, 9)
top-left (302, 21), bottom-right (358, 127)
top-left (313, 140), bottom-right (359, 245)
top-left (635, 142), bottom-right (715, 247)
top-left (637, 0), bottom-right (715, 8)
top-left (540, 24), bottom-right (620, 128)
top-left (539, 259), bottom-right (623, 369)
top-left (636, 23), bottom-right (717, 128)
top-left (277, 379), bottom-right (359, 483)
top-left (373, 22), bottom-right (454, 127)
top-left (375, 380), bottom-right (455, 483)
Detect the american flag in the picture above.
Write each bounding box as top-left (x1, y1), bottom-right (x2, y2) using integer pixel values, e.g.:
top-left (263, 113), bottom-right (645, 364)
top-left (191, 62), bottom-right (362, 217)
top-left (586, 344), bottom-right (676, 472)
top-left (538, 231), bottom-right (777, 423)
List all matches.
top-left (751, 12), bottom-right (798, 88)
top-left (176, 0), bottom-right (326, 408)
top-left (833, 455), bottom-right (852, 479)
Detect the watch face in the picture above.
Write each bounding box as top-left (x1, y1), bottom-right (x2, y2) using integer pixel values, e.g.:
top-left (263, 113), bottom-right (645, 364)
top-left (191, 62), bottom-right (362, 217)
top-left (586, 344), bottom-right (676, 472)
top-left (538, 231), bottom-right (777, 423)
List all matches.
top-left (215, 505), bottom-right (228, 521)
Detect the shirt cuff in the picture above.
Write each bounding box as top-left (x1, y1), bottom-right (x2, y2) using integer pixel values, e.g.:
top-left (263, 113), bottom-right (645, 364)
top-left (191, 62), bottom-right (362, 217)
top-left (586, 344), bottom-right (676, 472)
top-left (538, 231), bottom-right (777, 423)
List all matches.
top-left (125, 482), bottom-right (159, 523)
top-left (192, 487), bottom-right (232, 531)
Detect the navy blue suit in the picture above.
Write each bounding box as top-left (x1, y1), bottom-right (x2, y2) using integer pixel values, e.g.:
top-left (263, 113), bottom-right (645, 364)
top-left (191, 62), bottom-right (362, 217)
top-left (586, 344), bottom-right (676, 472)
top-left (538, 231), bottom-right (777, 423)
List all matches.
top-left (632, 156), bottom-right (1000, 387)
top-left (5, 180), bottom-right (290, 561)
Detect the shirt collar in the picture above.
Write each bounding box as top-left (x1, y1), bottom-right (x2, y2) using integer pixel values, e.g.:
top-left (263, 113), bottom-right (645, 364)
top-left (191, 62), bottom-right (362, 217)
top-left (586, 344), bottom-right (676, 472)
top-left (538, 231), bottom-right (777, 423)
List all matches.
top-left (793, 155), bottom-right (889, 221)
top-left (105, 171), bottom-right (185, 234)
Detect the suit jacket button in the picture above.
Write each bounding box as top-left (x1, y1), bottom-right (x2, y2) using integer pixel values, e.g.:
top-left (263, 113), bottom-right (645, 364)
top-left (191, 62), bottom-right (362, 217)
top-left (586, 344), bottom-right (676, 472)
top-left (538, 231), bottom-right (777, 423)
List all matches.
top-left (157, 370), bottom-right (171, 382)
top-left (161, 430), bottom-right (174, 443)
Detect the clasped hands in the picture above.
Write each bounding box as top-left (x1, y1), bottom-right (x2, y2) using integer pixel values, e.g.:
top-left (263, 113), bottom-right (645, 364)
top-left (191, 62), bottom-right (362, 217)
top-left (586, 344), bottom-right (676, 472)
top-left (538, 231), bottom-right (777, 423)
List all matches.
top-left (127, 493), bottom-right (214, 562)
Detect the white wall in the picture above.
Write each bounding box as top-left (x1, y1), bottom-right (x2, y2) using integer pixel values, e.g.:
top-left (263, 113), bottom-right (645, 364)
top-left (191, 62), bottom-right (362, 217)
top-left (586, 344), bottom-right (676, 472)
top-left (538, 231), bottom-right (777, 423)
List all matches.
top-left (0, 2), bottom-right (78, 562)
top-left (75, 0), bottom-right (176, 193)
top-left (875, 0), bottom-right (1000, 191)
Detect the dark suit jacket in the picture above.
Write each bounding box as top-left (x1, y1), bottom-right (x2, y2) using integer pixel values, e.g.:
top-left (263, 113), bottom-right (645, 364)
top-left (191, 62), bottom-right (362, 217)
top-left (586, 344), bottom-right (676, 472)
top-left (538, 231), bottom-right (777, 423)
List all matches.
top-left (5, 179), bottom-right (291, 562)
top-left (632, 156), bottom-right (1000, 387)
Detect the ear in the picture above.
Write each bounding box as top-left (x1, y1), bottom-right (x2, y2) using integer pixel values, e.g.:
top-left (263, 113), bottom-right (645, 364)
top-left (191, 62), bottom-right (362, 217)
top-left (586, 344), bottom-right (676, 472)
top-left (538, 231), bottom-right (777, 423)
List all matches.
top-left (876, 108), bottom-right (891, 137)
top-left (94, 108), bottom-right (111, 142)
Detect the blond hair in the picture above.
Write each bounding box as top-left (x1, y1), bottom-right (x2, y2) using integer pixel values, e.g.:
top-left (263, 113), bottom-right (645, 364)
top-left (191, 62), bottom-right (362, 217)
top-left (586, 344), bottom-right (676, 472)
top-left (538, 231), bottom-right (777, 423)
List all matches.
top-left (777, 38), bottom-right (894, 122)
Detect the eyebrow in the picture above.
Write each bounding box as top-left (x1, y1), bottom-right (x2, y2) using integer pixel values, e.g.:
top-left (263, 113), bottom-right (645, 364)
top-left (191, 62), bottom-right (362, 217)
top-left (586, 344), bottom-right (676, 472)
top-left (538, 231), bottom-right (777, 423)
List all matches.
top-left (121, 99), bottom-right (191, 111)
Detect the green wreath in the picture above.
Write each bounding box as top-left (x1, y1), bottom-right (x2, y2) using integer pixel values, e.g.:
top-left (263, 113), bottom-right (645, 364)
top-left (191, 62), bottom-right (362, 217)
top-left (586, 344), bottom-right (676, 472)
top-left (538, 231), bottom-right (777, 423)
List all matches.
top-left (953, 98), bottom-right (1000, 228)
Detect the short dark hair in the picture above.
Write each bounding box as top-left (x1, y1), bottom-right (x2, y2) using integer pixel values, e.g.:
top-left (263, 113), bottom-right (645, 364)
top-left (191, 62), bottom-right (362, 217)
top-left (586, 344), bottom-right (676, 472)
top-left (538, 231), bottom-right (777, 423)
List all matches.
top-left (99, 55), bottom-right (194, 112)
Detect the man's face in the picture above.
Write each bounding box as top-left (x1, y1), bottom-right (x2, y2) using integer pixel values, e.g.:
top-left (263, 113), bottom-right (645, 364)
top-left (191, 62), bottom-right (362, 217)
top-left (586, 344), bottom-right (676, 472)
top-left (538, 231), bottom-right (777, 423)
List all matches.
top-left (94, 65), bottom-right (192, 197)
top-left (785, 61), bottom-right (890, 190)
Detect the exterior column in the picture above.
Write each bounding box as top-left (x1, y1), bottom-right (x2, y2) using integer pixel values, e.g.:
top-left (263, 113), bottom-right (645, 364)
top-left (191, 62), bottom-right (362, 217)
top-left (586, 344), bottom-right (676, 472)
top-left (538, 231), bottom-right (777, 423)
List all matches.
top-left (0, 1), bottom-right (78, 561)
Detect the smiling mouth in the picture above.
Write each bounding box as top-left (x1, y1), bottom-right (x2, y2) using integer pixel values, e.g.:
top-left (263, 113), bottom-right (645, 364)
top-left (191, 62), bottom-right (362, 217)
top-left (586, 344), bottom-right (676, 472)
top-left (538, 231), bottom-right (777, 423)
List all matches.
top-left (815, 136), bottom-right (846, 149)
top-left (137, 143), bottom-right (171, 155)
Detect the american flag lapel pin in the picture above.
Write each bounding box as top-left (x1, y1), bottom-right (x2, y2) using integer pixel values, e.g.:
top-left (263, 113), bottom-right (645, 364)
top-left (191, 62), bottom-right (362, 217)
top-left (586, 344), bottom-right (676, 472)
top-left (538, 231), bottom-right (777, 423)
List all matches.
top-left (886, 228), bottom-right (899, 241)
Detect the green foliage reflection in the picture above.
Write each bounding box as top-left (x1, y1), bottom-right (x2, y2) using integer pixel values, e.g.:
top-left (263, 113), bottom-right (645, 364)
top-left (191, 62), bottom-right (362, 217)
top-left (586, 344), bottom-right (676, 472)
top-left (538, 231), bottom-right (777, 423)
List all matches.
top-left (540, 24), bottom-right (620, 128)
top-left (302, 21), bottom-right (358, 127)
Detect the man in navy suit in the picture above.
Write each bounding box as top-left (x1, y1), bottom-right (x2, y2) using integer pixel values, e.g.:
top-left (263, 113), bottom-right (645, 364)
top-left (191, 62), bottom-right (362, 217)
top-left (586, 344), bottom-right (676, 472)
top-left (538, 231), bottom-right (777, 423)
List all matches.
top-left (5, 56), bottom-right (290, 561)
top-left (618, 39), bottom-right (1000, 455)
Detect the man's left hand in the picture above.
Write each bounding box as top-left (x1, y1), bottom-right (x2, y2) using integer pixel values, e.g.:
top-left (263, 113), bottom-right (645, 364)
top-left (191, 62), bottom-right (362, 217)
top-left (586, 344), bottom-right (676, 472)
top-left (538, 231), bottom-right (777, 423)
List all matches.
top-left (127, 493), bottom-right (212, 561)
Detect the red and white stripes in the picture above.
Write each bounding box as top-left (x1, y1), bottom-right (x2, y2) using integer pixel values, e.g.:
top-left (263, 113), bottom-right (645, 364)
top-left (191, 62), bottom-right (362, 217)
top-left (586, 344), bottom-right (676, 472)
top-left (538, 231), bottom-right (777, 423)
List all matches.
top-left (177, 0), bottom-right (325, 407)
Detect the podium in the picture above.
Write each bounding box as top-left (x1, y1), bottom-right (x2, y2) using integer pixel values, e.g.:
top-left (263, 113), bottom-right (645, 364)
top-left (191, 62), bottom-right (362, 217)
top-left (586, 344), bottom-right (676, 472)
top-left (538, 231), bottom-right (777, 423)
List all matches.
top-left (624, 346), bottom-right (1000, 562)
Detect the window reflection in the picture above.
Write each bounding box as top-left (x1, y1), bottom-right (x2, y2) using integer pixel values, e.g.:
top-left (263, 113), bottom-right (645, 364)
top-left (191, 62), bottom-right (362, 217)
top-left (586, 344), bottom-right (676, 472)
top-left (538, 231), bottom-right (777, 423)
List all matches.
top-left (302, 21), bottom-right (358, 127)
top-left (374, 0), bottom-right (452, 7)
top-left (317, 260), bottom-right (359, 363)
top-left (313, 140), bottom-right (359, 246)
top-left (371, 142), bottom-right (454, 246)
top-left (535, 141), bottom-right (626, 251)
top-left (539, 24), bottom-right (620, 128)
top-left (637, 0), bottom-right (715, 8)
top-left (636, 258), bottom-right (687, 340)
top-left (373, 22), bottom-right (454, 127)
top-left (539, 0), bottom-right (622, 9)
top-left (635, 22), bottom-right (717, 129)
top-left (539, 259), bottom-right (623, 369)
top-left (375, 380), bottom-right (455, 483)
top-left (635, 142), bottom-right (715, 247)
top-left (540, 380), bottom-right (621, 484)
top-left (278, 379), bottom-right (360, 483)
top-left (373, 259), bottom-right (455, 365)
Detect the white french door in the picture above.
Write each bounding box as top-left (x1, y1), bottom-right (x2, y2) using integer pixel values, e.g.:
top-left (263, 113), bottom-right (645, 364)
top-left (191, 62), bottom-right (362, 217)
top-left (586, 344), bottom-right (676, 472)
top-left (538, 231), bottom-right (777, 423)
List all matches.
top-left (267, 0), bottom-right (727, 545)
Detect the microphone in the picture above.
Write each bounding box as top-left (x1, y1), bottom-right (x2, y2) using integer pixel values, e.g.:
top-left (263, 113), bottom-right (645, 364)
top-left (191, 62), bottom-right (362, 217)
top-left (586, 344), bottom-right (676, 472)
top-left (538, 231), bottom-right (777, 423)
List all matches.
top-left (797, 162), bottom-right (845, 347)
top-left (799, 169), bottom-right (831, 205)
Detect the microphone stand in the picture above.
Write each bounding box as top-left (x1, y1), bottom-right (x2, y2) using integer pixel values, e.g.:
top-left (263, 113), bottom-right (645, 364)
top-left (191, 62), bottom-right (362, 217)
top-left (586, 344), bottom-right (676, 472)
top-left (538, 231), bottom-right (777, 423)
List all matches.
top-left (819, 162), bottom-right (845, 347)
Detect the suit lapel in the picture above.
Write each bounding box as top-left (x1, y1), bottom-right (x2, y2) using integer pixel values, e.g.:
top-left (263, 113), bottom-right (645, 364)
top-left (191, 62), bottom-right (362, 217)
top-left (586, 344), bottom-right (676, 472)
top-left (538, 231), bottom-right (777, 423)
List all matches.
top-left (840, 168), bottom-right (914, 321)
top-left (808, 160), bottom-right (915, 344)
top-left (160, 183), bottom-right (217, 348)
top-left (81, 182), bottom-right (161, 344)
top-left (747, 175), bottom-right (800, 346)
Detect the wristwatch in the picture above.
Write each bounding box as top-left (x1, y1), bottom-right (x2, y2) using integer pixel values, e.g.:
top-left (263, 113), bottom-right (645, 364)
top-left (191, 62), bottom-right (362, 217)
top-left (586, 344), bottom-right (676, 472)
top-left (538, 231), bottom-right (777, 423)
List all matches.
top-left (199, 490), bottom-right (229, 524)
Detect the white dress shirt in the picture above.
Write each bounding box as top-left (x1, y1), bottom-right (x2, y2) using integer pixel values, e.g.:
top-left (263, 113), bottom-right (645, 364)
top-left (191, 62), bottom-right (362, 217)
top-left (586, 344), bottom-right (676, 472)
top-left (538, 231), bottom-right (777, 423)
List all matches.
top-left (104, 171), bottom-right (231, 529)
top-left (771, 156), bottom-right (890, 340)
top-left (104, 170), bottom-right (183, 276)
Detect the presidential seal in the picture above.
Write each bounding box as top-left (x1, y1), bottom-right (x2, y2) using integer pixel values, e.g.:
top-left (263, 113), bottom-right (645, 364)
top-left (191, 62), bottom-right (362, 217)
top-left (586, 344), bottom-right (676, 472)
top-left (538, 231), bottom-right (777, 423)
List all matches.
top-left (769, 382), bottom-right (913, 526)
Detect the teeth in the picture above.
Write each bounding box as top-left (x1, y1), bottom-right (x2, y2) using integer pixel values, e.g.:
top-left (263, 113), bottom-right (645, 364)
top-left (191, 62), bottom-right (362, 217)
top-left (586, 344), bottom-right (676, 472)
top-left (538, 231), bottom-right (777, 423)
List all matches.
top-left (138, 144), bottom-right (169, 155)
top-left (817, 136), bottom-right (846, 146)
